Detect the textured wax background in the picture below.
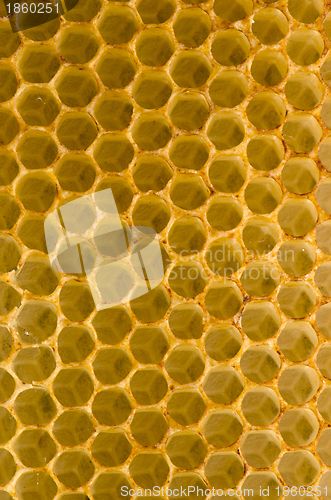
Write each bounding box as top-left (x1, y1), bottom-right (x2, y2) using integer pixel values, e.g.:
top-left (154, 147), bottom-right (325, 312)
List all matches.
top-left (2, 0), bottom-right (331, 498)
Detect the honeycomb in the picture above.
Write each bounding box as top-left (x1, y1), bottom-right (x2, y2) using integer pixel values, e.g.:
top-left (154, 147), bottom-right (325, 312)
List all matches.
top-left (1, 0), bottom-right (331, 498)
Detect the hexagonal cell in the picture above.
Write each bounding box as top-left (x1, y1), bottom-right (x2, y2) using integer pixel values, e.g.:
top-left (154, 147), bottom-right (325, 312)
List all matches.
top-left (202, 409), bottom-right (243, 448)
top-left (277, 241), bottom-right (315, 277)
top-left (204, 324), bottom-right (242, 361)
top-left (283, 157), bottom-right (320, 195)
top-left (0, 449), bottom-right (15, 487)
top-left (0, 326), bottom-right (12, 362)
top-left (95, 176), bottom-right (133, 214)
top-left (16, 252), bottom-right (59, 296)
top-left (97, 4), bottom-right (139, 44)
top-left (214, 0), bottom-right (252, 20)
top-left (278, 451), bottom-right (320, 487)
top-left (279, 408), bottom-right (319, 447)
top-left (278, 199), bottom-right (317, 237)
top-left (209, 70), bottom-right (248, 108)
top-left (0, 194), bottom-right (20, 231)
top-left (133, 154), bottom-right (172, 193)
top-left (96, 48), bottom-right (137, 89)
top-left (0, 150), bottom-right (19, 186)
top-left (53, 450), bottom-right (95, 489)
top-left (278, 365), bottom-right (319, 405)
top-left (240, 261), bottom-right (280, 297)
top-left (58, 325), bottom-right (94, 364)
top-left (173, 7), bottom-right (211, 47)
top-left (241, 387), bottom-right (280, 426)
top-left (240, 345), bottom-right (280, 384)
top-left (240, 431), bottom-right (281, 469)
top-left (316, 428), bottom-right (331, 466)
top-left (130, 326), bottom-right (169, 363)
top-left (247, 92), bottom-right (286, 130)
top-left (130, 367), bottom-right (168, 405)
top-left (129, 452), bottom-right (169, 488)
top-left (55, 67), bottom-right (98, 108)
top-left (16, 172), bottom-right (56, 212)
top-left (207, 195), bottom-right (243, 231)
top-left (315, 262), bottom-right (331, 297)
top-left (170, 174), bottom-right (209, 210)
top-left (0, 62), bottom-right (18, 102)
top-left (132, 112), bottom-right (171, 151)
top-left (277, 282), bottom-right (316, 319)
top-left (0, 107), bottom-right (19, 145)
top-left (169, 473), bottom-right (208, 500)
top-left (55, 152), bottom-right (96, 193)
top-left (0, 407), bottom-right (16, 444)
top-left (15, 472), bottom-right (57, 500)
top-left (165, 345), bottom-right (205, 384)
top-left (0, 234), bottom-right (20, 273)
top-left (285, 72), bottom-right (324, 111)
top-left (14, 429), bottom-right (56, 467)
top-left (251, 49), bottom-right (288, 86)
top-left (13, 346), bottom-right (55, 384)
top-left (18, 44), bottom-right (60, 83)
top-left (53, 368), bottom-right (94, 407)
top-left (56, 111), bottom-right (98, 150)
top-left (92, 306), bottom-right (132, 345)
top-left (168, 92), bottom-right (209, 131)
top-left (136, 28), bottom-right (174, 67)
top-left (92, 388), bottom-right (132, 426)
top-left (17, 87), bottom-right (59, 126)
top-left (92, 430), bottom-right (132, 466)
top-left (288, 0), bottom-right (323, 23)
top-left (318, 386), bottom-right (331, 423)
top-left (93, 347), bottom-right (132, 385)
top-left (247, 135), bottom-right (284, 171)
top-left (0, 369), bottom-right (15, 403)
top-left (14, 388), bottom-right (56, 425)
top-left (208, 155), bottom-right (246, 193)
top-left (0, 20), bottom-right (20, 57)
top-left (93, 133), bottom-right (134, 172)
top-left (16, 300), bottom-right (57, 344)
top-left (94, 91), bottom-right (133, 132)
top-left (17, 129), bottom-right (57, 170)
top-left (168, 262), bottom-right (207, 299)
top-left (56, 25), bottom-right (100, 64)
top-left (130, 285), bottom-right (170, 323)
top-left (205, 237), bottom-right (244, 277)
top-left (241, 472), bottom-right (281, 500)
top-left (315, 179), bottom-right (331, 215)
top-left (170, 50), bottom-right (211, 88)
top-left (316, 343), bottom-right (331, 379)
top-left (211, 28), bottom-right (249, 66)
top-left (277, 321), bottom-right (318, 362)
top-left (17, 214), bottom-right (49, 253)
top-left (136, 0), bottom-right (176, 23)
top-left (166, 431), bottom-right (207, 470)
top-left (205, 280), bottom-right (243, 320)
top-left (59, 279), bottom-right (95, 322)
top-left (168, 216), bottom-right (206, 256)
top-left (252, 7), bottom-right (289, 44)
top-left (131, 408), bottom-right (168, 446)
top-left (205, 452), bottom-right (244, 489)
top-left (91, 472), bottom-right (132, 500)
top-left (207, 110), bottom-right (245, 151)
top-left (317, 221), bottom-right (331, 255)
top-left (169, 135), bottom-right (209, 172)
top-left (319, 137), bottom-right (331, 172)
top-left (167, 389), bottom-right (206, 426)
top-left (245, 177), bottom-right (282, 215)
top-left (287, 29), bottom-right (323, 66)
top-left (243, 216), bottom-right (279, 255)
top-left (203, 366), bottom-right (244, 404)
top-left (53, 409), bottom-right (94, 447)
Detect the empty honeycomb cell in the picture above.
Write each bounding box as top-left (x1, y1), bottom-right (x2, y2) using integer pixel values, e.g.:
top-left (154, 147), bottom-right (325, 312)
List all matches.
top-left (0, 150), bottom-right (19, 186)
top-left (131, 112), bottom-right (172, 151)
top-left (277, 282), bottom-right (316, 318)
top-left (316, 303), bottom-right (331, 339)
top-left (278, 365), bottom-right (319, 405)
top-left (251, 49), bottom-right (288, 86)
top-left (203, 366), bottom-right (244, 404)
top-left (129, 452), bottom-right (169, 488)
top-left (14, 429), bottom-right (57, 467)
top-left (242, 216), bottom-right (279, 254)
top-left (279, 408), bottom-right (319, 447)
top-left (53, 450), bottom-right (95, 489)
top-left (207, 111), bottom-right (245, 150)
top-left (133, 71), bottom-right (172, 110)
top-left (170, 50), bottom-right (212, 88)
top-left (205, 237), bottom-right (244, 276)
top-left (56, 25), bottom-right (100, 64)
top-left (130, 285), bottom-right (170, 323)
top-left (91, 472), bottom-right (132, 500)
top-left (168, 261), bottom-right (207, 298)
top-left (288, 0), bottom-right (323, 23)
top-left (92, 388), bottom-right (132, 425)
top-left (282, 113), bottom-right (322, 153)
top-left (17, 130), bottom-right (58, 170)
top-left (204, 324), bottom-right (242, 361)
top-left (208, 155), bottom-right (246, 193)
top-left (58, 326), bottom-right (95, 363)
top-left (249, 90), bottom-right (287, 130)
top-left (0, 107), bottom-right (19, 145)
top-left (316, 343), bottom-right (331, 379)
top-left (315, 262), bottom-right (331, 296)
top-left (53, 368), bottom-right (94, 407)
top-left (17, 44), bottom-right (60, 83)
top-left (285, 72), bottom-right (323, 110)
top-left (240, 430), bottom-right (281, 468)
top-left (277, 241), bottom-right (315, 277)
top-left (131, 408), bottom-right (168, 446)
top-left (53, 410), bottom-right (94, 447)
top-left (130, 367), bottom-right (168, 405)
top-left (165, 345), bottom-right (205, 384)
top-left (133, 154), bottom-right (172, 192)
top-left (55, 67), bottom-right (99, 108)
top-left (318, 430), bottom-right (331, 469)
top-left (93, 133), bottom-right (134, 172)
top-left (207, 196), bottom-right (243, 230)
top-left (318, 387), bottom-right (331, 424)
top-left (282, 157), bottom-right (319, 194)
top-left (136, 0), bottom-right (176, 23)
top-left (211, 29), bottom-right (250, 66)
top-left (287, 30), bottom-right (324, 66)
top-left (277, 321), bottom-right (318, 362)
top-left (214, 0), bottom-right (253, 20)
top-left (205, 280), bottom-right (243, 319)
top-left (168, 303), bottom-right (204, 339)
top-left (242, 387), bottom-right (280, 426)
top-left (240, 261), bottom-right (280, 297)
top-left (93, 347), bottom-right (132, 384)
top-left (16, 172), bottom-right (56, 213)
top-left (169, 473), bottom-right (207, 500)
top-left (278, 199), bottom-right (318, 237)
top-left (321, 56), bottom-right (331, 89)
top-left (205, 452), bottom-right (244, 489)
top-left (241, 473), bottom-right (281, 500)
top-left (0, 234), bottom-right (21, 273)
top-left (209, 70), bottom-right (248, 109)
top-left (0, 449), bottom-right (15, 487)
top-left (132, 194), bottom-right (170, 232)
top-left (240, 345), bottom-right (280, 383)
top-left (0, 20), bottom-right (20, 57)
top-left (278, 451), bottom-right (319, 487)
top-left (96, 48), bottom-right (137, 89)
top-left (92, 306), bottom-right (132, 345)
top-left (173, 8), bottom-right (211, 48)
top-left (321, 97), bottom-right (331, 128)
top-left (167, 388), bottom-right (206, 426)
top-left (168, 213), bottom-right (206, 251)
top-left (245, 177), bottom-right (282, 214)
top-left (16, 300), bottom-right (57, 344)
top-left (0, 62), bottom-right (17, 102)
top-left (55, 153), bottom-right (96, 193)
top-left (168, 92), bottom-right (209, 131)
top-left (56, 111), bottom-right (98, 150)
top-left (17, 87), bottom-right (59, 126)
top-left (241, 301), bottom-right (281, 340)
top-left (247, 135), bottom-right (284, 171)
top-left (96, 176), bottom-right (133, 213)
top-left (136, 28), bottom-right (174, 67)
top-left (16, 252), bottom-right (59, 296)
top-left (317, 221), bottom-right (331, 254)
top-left (0, 194), bottom-right (20, 231)
top-left (252, 7), bottom-right (289, 44)
top-left (169, 135), bottom-right (209, 171)
top-left (0, 369), bottom-right (15, 403)
top-left (316, 179), bottom-right (331, 214)
top-left (59, 280), bottom-right (94, 322)
top-left (97, 4), bottom-right (139, 44)
top-left (15, 471), bottom-right (57, 500)
top-left (0, 281), bottom-right (20, 316)
top-left (0, 407), bottom-right (16, 444)
top-left (92, 430), bottom-right (132, 466)
top-left (14, 388), bottom-right (56, 426)
top-left (166, 431), bottom-right (207, 469)
top-left (13, 346), bottom-right (55, 383)
top-left (202, 409), bottom-right (243, 448)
